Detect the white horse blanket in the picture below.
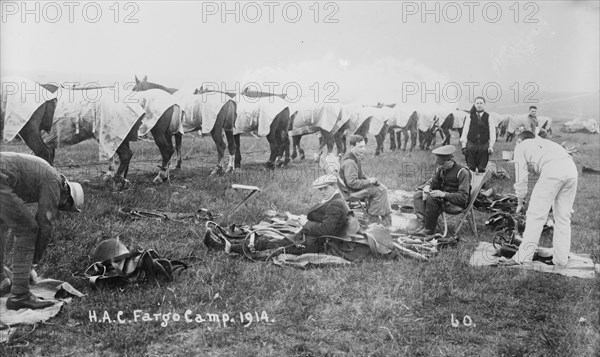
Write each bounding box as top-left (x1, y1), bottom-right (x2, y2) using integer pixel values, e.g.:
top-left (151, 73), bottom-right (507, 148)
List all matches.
top-left (1, 76), bottom-right (57, 141)
top-left (46, 88), bottom-right (145, 160)
top-left (135, 89), bottom-right (183, 136)
top-left (386, 106), bottom-right (415, 129)
top-left (340, 104), bottom-right (374, 136)
top-left (173, 91), bottom-right (231, 134)
top-left (235, 96), bottom-right (290, 136)
top-left (416, 110), bottom-right (439, 132)
top-left (290, 100), bottom-right (343, 136)
top-left (561, 118), bottom-right (599, 134)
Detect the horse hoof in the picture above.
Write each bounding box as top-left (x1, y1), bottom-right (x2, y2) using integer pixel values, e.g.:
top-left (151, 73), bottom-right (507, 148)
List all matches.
top-left (300, 154), bottom-right (305, 160)
top-left (210, 167), bottom-right (224, 176)
top-left (225, 166), bottom-right (234, 174)
top-left (291, 152), bottom-right (297, 159)
top-left (265, 162), bottom-right (275, 170)
top-left (153, 176), bottom-right (164, 184)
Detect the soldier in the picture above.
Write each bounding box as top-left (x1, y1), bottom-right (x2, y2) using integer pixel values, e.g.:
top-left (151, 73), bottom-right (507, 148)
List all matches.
top-left (1, 152), bottom-right (83, 310)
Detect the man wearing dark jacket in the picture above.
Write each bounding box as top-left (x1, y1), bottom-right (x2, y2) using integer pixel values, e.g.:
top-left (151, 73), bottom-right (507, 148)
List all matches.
top-left (0, 152), bottom-right (83, 310)
top-left (205, 174), bottom-right (350, 255)
top-left (460, 96), bottom-right (496, 172)
top-left (412, 145), bottom-right (471, 235)
top-left (339, 135), bottom-right (392, 225)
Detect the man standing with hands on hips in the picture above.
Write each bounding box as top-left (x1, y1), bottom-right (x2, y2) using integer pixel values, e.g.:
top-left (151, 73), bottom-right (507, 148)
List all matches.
top-left (460, 96), bottom-right (496, 173)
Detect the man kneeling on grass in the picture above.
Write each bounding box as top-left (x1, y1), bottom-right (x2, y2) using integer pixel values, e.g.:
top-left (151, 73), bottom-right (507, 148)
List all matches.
top-left (205, 174), bottom-right (350, 255)
top-left (411, 145), bottom-right (471, 236)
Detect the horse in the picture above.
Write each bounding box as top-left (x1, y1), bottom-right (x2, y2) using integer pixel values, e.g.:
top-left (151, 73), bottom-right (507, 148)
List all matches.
top-left (133, 75), bottom-right (237, 176)
top-left (40, 84), bottom-right (146, 189)
top-left (1, 78), bottom-right (58, 164)
top-left (375, 109), bottom-right (419, 153)
top-left (288, 101), bottom-right (345, 161)
top-left (234, 95), bottom-right (291, 170)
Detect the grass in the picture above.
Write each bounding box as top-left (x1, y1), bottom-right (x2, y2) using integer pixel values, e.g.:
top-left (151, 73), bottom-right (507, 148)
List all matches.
top-left (1, 125), bottom-right (599, 357)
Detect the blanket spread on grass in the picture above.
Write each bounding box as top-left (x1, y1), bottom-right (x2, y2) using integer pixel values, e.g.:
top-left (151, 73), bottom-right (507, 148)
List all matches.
top-left (235, 96), bottom-right (290, 137)
top-left (0, 278), bottom-right (84, 343)
top-left (289, 100), bottom-right (343, 136)
top-left (1, 76), bottom-right (57, 142)
top-left (174, 91), bottom-right (231, 134)
top-left (469, 242), bottom-right (598, 279)
top-left (45, 88), bottom-right (145, 161)
top-left (135, 89), bottom-right (183, 137)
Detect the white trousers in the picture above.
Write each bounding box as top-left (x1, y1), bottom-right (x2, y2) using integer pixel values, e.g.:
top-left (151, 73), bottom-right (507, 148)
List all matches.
top-left (514, 159), bottom-right (578, 266)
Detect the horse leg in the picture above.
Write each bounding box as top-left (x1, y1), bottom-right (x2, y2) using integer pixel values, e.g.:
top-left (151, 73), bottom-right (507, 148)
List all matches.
top-left (20, 105), bottom-right (55, 164)
top-left (113, 140), bottom-right (133, 190)
top-left (210, 129), bottom-right (226, 175)
top-left (234, 134), bottom-right (242, 169)
top-left (291, 135), bottom-right (300, 160)
top-left (224, 130), bottom-right (236, 173)
top-left (389, 129), bottom-right (397, 151)
top-left (278, 119), bottom-right (290, 167)
top-left (174, 133), bottom-right (183, 170)
top-left (409, 128), bottom-right (416, 152)
top-left (151, 122), bottom-right (174, 183)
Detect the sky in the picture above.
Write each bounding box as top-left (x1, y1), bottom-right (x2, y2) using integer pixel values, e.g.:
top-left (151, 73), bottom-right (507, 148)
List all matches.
top-left (1, 1), bottom-right (599, 108)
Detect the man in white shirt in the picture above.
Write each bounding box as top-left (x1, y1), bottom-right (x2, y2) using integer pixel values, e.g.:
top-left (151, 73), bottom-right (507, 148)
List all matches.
top-left (510, 131), bottom-right (578, 267)
top-left (460, 97), bottom-right (496, 172)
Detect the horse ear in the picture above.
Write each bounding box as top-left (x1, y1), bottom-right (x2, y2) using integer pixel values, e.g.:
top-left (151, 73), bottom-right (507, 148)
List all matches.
top-left (143, 75), bottom-right (147, 81)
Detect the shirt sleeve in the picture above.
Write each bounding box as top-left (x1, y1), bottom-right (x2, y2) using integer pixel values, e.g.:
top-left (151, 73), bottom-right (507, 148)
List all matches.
top-left (489, 118), bottom-right (496, 148)
top-left (445, 168), bottom-right (470, 206)
top-left (513, 143), bottom-right (529, 199)
top-left (460, 116), bottom-right (471, 148)
top-left (341, 159), bottom-right (371, 190)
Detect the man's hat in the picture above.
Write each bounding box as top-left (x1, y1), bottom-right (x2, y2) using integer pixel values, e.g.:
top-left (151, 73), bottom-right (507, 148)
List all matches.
top-left (432, 145), bottom-right (456, 163)
top-left (312, 174), bottom-right (338, 189)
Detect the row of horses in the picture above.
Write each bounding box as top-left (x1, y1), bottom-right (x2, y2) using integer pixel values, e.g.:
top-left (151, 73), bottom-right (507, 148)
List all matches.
top-left (1, 76), bottom-right (551, 189)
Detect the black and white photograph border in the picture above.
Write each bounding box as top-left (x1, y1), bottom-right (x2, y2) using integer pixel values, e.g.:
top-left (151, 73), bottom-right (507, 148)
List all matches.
top-left (1, 1), bottom-right (599, 356)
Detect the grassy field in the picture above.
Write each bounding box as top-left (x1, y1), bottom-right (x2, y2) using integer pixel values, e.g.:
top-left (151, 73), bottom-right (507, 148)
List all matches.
top-left (1, 125), bottom-right (599, 356)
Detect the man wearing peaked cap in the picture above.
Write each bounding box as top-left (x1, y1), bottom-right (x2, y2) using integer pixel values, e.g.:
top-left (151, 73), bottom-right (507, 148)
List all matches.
top-left (0, 152), bottom-right (84, 310)
top-left (411, 145), bottom-right (471, 235)
top-left (431, 145), bottom-right (456, 163)
top-left (207, 174), bottom-right (352, 255)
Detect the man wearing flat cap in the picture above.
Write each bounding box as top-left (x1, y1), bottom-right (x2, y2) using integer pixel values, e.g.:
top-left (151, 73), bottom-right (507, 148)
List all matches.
top-left (412, 145), bottom-right (471, 235)
top-left (1, 152), bottom-right (83, 310)
top-left (206, 174), bottom-right (351, 255)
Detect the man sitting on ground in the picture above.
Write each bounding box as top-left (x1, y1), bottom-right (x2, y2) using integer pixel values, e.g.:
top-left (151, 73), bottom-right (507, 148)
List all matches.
top-left (412, 145), bottom-right (471, 235)
top-left (205, 174), bottom-right (351, 255)
top-left (339, 135), bottom-right (392, 225)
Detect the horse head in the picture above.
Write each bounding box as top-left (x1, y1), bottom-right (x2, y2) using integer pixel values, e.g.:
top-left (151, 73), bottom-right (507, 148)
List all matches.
top-left (133, 75), bottom-right (177, 94)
